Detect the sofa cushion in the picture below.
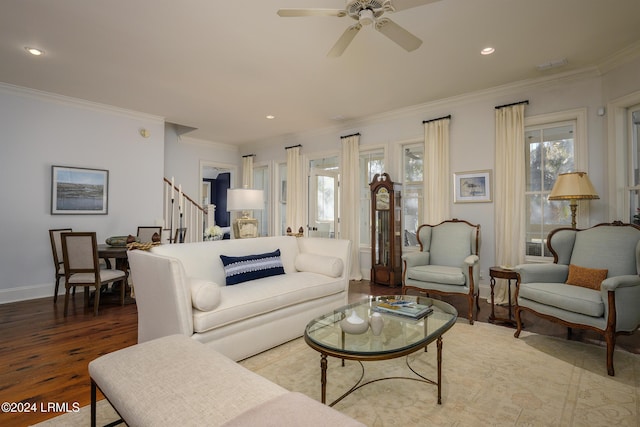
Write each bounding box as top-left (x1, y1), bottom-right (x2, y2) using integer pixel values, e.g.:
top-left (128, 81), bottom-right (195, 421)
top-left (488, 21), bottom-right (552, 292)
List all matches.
top-left (406, 265), bottom-right (466, 286)
top-left (565, 264), bottom-right (608, 290)
top-left (190, 278), bottom-right (222, 311)
top-left (192, 272), bottom-right (345, 333)
top-left (519, 282), bottom-right (604, 317)
top-left (295, 253), bottom-right (343, 278)
top-left (220, 249), bottom-right (285, 286)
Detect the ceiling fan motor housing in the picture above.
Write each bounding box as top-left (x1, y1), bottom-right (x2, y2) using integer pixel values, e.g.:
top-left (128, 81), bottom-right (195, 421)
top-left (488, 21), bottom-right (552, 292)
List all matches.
top-left (347, 0), bottom-right (391, 24)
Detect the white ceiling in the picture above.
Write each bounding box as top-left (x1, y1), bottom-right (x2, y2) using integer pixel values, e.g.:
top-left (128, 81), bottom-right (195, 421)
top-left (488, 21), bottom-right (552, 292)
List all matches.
top-left (2, 0), bottom-right (640, 146)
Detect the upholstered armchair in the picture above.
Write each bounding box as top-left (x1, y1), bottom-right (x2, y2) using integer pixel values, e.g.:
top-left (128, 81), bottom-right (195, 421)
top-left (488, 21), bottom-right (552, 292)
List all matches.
top-left (514, 222), bottom-right (640, 376)
top-left (402, 219), bottom-right (480, 324)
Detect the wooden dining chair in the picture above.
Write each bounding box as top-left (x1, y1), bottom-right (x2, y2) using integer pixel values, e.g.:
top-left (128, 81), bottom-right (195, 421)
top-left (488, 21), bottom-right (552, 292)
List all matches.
top-left (174, 227), bottom-right (187, 243)
top-left (61, 232), bottom-right (127, 316)
top-left (49, 228), bottom-right (72, 303)
top-left (136, 226), bottom-right (162, 243)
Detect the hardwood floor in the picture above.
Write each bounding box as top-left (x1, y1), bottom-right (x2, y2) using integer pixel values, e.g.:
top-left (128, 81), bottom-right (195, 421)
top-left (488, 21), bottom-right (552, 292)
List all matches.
top-left (1, 282), bottom-right (638, 427)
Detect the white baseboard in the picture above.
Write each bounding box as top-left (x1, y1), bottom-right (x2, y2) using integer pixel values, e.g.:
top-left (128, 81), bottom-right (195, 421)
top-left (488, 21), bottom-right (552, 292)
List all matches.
top-left (0, 283), bottom-right (69, 304)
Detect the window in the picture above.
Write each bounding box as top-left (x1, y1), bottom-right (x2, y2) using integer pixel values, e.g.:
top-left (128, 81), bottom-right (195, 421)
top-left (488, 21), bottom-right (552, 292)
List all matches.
top-left (277, 162), bottom-right (287, 235)
top-left (524, 122), bottom-right (575, 258)
top-left (308, 156), bottom-right (339, 238)
top-left (359, 149), bottom-right (384, 246)
top-left (627, 105), bottom-right (640, 225)
top-left (402, 144), bottom-right (424, 248)
top-left (253, 164), bottom-right (269, 237)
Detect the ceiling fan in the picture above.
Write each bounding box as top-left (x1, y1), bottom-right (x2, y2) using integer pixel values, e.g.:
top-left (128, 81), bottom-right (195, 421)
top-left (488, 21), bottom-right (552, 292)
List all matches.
top-left (277, 0), bottom-right (441, 57)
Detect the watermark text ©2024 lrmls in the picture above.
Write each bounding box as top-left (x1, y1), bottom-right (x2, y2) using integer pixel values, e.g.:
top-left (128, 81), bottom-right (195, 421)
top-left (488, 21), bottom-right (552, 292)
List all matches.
top-left (2, 401), bottom-right (80, 413)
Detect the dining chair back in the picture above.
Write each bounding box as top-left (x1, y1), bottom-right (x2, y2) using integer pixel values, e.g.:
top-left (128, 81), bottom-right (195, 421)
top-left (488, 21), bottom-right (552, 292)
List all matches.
top-left (49, 228), bottom-right (72, 302)
top-left (137, 226), bottom-right (162, 243)
top-left (174, 227), bottom-right (187, 243)
top-left (61, 232), bottom-right (126, 316)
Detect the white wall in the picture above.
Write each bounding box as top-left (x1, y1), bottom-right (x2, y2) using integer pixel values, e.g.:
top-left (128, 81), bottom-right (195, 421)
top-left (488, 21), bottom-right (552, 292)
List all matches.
top-left (241, 68), bottom-right (615, 285)
top-left (0, 84), bottom-right (165, 302)
top-left (164, 124), bottom-right (239, 201)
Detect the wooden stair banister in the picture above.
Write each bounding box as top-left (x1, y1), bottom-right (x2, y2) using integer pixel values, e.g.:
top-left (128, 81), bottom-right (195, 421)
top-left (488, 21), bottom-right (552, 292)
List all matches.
top-left (163, 177), bottom-right (205, 243)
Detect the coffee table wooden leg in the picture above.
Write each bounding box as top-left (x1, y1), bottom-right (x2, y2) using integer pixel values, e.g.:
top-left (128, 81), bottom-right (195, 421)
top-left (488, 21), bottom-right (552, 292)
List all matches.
top-left (437, 336), bottom-right (442, 404)
top-left (321, 353), bottom-right (328, 404)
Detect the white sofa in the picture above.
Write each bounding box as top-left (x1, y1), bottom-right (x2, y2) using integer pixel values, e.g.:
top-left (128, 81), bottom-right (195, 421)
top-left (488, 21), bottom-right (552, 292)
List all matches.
top-left (127, 236), bottom-right (351, 361)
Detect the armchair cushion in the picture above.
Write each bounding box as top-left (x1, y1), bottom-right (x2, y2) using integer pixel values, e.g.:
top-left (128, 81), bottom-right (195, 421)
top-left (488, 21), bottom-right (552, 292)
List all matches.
top-left (565, 264), bottom-right (608, 290)
top-left (406, 265), bottom-right (466, 286)
top-left (519, 282), bottom-right (604, 318)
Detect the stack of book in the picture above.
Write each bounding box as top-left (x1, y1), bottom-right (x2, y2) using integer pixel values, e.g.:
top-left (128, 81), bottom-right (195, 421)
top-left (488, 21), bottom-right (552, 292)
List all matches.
top-left (375, 299), bottom-right (433, 319)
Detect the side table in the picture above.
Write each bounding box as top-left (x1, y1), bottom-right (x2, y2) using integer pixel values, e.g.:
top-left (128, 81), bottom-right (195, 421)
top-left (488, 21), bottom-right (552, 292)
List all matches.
top-left (489, 266), bottom-right (519, 327)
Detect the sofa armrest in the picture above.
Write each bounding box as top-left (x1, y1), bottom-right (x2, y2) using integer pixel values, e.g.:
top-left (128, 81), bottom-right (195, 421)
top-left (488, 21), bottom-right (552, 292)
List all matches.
top-left (514, 263), bottom-right (568, 284)
top-left (601, 275), bottom-right (640, 291)
top-left (402, 251), bottom-right (430, 268)
top-left (295, 253), bottom-right (344, 278)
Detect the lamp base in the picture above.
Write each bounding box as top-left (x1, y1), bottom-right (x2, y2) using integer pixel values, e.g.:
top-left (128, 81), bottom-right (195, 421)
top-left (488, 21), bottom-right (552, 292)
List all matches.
top-left (233, 217), bottom-right (259, 238)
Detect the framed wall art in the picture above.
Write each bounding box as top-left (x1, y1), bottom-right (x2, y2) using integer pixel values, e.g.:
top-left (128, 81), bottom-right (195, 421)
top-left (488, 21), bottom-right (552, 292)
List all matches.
top-left (453, 170), bottom-right (492, 203)
top-left (51, 165), bottom-right (109, 214)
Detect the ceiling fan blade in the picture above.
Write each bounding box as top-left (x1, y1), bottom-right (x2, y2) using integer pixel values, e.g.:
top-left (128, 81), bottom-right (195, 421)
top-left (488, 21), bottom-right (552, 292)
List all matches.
top-left (375, 18), bottom-right (422, 52)
top-left (327, 24), bottom-right (362, 58)
top-left (277, 9), bottom-right (345, 17)
top-left (390, 0), bottom-right (441, 12)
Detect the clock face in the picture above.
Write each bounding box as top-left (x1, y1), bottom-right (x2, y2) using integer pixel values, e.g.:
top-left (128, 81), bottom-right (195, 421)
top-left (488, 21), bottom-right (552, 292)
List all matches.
top-left (376, 188), bottom-right (390, 211)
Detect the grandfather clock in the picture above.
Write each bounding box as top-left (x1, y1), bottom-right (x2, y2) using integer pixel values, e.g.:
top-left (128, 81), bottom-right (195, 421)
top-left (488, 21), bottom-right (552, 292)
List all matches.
top-left (370, 173), bottom-right (402, 286)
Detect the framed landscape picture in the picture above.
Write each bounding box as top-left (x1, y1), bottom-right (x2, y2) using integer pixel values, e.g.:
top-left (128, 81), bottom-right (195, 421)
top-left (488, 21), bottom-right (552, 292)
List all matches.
top-left (454, 170), bottom-right (492, 203)
top-left (51, 166), bottom-right (109, 214)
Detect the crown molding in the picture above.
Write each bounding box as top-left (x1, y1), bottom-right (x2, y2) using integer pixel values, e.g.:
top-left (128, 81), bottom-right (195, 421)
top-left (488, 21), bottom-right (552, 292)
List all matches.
top-left (597, 40), bottom-right (640, 75)
top-left (0, 82), bottom-right (164, 123)
top-left (179, 134), bottom-right (239, 153)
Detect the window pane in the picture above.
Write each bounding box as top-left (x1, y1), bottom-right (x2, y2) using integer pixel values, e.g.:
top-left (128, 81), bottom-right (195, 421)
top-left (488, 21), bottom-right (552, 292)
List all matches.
top-left (316, 176), bottom-right (334, 222)
top-left (404, 147), bottom-right (423, 183)
top-left (253, 165), bottom-right (269, 237)
top-left (403, 144), bottom-right (423, 247)
top-left (360, 150), bottom-right (384, 246)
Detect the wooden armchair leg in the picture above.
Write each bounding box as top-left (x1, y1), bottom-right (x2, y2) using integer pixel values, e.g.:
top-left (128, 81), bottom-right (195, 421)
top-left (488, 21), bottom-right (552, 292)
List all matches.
top-left (605, 330), bottom-right (616, 376)
top-left (514, 307), bottom-right (523, 338)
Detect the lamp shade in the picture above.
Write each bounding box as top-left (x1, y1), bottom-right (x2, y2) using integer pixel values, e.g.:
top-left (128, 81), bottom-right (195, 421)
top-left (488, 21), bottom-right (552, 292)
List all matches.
top-left (548, 172), bottom-right (599, 201)
top-left (227, 188), bottom-right (264, 211)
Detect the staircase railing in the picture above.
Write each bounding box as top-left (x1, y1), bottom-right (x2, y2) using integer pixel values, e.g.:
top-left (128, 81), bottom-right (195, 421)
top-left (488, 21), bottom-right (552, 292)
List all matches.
top-left (163, 177), bottom-right (205, 243)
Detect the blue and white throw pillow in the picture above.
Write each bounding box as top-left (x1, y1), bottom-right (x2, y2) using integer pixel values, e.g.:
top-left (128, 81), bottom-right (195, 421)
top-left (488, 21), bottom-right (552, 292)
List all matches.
top-left (220, 249), bottom-right (285, 285)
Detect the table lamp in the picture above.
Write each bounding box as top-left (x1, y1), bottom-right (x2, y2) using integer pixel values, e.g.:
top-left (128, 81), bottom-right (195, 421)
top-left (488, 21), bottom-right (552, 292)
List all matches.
top-left (227, 187), bottom-right (264, 238)
top-left (548, 172), bottom-right (599, 229)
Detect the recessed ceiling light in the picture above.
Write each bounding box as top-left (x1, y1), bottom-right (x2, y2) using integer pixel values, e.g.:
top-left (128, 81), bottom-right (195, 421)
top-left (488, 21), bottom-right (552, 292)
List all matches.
top-left (25, 47), bottom-right (44, 56)
top-left (481, 47), bottom-right (495, 55)
top-left (266, 115), bottom-right (275, 120)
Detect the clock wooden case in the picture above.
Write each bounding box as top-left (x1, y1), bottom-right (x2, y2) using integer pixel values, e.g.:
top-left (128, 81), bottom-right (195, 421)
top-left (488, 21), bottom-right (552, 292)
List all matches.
top-left (370, 173), bottom-right (402, 286)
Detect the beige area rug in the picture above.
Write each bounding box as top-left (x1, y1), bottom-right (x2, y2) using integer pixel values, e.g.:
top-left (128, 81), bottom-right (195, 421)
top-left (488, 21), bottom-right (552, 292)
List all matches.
top-left (35, 322), bottom-right (640, 427)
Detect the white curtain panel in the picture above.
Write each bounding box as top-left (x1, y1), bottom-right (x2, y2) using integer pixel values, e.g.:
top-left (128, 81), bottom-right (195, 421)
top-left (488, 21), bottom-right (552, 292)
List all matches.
top-left (286, 146), bottom-right (305, 233)
top-left (494, 104), bottom-right (526, 305)
top-left (341, 134), bottom-right (362, 280)
top-left (242, 156), bottom-right (254, 188)
top-left (424, 118), bottom-right (451, 224)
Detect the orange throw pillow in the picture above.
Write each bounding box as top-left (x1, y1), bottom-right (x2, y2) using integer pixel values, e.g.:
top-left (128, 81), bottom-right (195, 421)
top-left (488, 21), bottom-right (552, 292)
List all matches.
top-left (565, 264), bottom-right (608, 290)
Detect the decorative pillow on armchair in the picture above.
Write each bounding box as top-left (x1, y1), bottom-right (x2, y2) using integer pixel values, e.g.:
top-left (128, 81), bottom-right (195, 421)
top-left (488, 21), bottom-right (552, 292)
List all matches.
top-left (565, 264), bottom-right (608, 290)
top-left (220, 249), bottom-right (285, 285)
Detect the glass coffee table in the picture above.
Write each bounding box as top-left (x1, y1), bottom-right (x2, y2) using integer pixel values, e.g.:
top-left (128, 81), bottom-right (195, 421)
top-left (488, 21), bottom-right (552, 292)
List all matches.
top-left (304, 295), bottom-right (457, 406)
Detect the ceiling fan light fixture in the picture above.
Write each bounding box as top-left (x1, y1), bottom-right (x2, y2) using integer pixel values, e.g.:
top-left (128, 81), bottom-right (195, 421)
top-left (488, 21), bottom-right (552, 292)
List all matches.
top-left (359, 9), bottom-right (375, 26)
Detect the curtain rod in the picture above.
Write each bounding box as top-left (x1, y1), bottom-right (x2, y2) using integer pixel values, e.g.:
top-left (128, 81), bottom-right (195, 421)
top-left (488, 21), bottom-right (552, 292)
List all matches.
top-left (340, 132), bottom-right (360, 139)
top-left (242, 154), bottom-right (256, 158)
top-left (422, 114), bottom-right (451, 124)
top-left (495, 100), bottom-right (529, 110)
top-left (285, 144), bottom-right (302, 150)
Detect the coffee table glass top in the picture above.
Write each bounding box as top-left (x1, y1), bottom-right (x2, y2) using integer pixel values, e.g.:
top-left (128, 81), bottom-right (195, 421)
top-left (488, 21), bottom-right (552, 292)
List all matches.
top-left (305, 295), bottom-right (458, 357)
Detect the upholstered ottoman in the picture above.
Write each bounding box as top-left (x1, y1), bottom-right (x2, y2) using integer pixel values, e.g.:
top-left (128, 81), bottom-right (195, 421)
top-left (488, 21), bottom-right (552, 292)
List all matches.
top-left (89, 334), bottom-right (364, 427)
